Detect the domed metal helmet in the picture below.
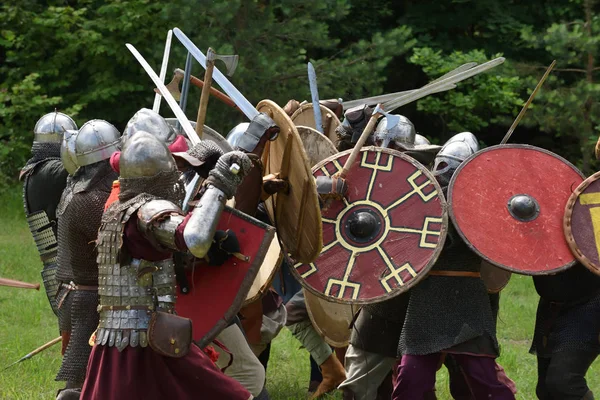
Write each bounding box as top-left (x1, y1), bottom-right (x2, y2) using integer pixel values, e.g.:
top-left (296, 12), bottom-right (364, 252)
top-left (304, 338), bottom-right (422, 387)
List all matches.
top-left (374, 115), bottom-right (416, 148)
top-left (61, 130), bottom-right (79, 175)
top-left (432, 132), bottom-right (479, 186)
top-left (226, 122), bottom-right (250, 148)
top-left (34, 111), bottom-right (77, 143)
top-left (122, 108), bottom-right (177, 146)
top-left (119, 131), bottom-right (176, 179)
top-left (74, 119), bottom-right (121, 167)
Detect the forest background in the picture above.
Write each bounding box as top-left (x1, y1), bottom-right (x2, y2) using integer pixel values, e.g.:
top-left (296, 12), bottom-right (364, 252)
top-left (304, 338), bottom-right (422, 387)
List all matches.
top-left (0, 0), bottom-right (598, 182)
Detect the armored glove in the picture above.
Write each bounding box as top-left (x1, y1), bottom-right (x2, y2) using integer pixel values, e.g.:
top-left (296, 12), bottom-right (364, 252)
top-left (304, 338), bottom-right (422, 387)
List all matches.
top-left (205, 229), bottom-right (241, 266)
top-left (205, 151), bottom-right (253, 198)
top-left (315, 175), bottom-right (348, 201)
top-left (186, 141), bottom-right (224, 178)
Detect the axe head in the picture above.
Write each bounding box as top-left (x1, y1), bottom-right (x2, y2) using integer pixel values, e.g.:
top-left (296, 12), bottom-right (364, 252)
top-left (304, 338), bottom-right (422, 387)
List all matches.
top-left (207, 47), bottom-right (239, 77)
top-left (158, 70), bottom-right (184, 101)
top-left (373, 104), bottom-right (400, 131)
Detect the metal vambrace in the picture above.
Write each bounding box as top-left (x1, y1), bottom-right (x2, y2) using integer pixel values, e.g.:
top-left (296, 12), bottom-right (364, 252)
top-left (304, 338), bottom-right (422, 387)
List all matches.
top-left (183, 185), bottom-right (227, 258)
top-left (137, 200), bottom-right (185, 251)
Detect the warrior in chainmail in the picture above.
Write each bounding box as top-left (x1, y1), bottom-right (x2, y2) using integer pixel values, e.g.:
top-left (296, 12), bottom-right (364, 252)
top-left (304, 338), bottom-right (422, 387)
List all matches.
top-left (339, 115), bottom-right (440, 400)
top-left (392, 132), bottom-right (515, 400)
top-left (80, 132), bottom-right (253, 400)
top-left (20, 112), bottom-right (77, 316)
top-left (530, 265), bottom-right (600, 400)
top-left (54, 119), bottom-right (120, 400)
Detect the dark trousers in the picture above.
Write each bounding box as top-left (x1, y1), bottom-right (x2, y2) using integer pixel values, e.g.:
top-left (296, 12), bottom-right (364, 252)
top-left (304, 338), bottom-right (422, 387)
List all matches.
top-left (392, 353), bottom-right (515, 400)
top-left (536, 351), bottom-right (597, 400)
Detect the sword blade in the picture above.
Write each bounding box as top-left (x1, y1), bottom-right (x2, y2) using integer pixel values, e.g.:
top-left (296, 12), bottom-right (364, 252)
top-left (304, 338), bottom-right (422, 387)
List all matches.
top-left (152, 30), bottom-right (173, 113)
top-left (173, 28), bottom-right (259, 120)
top-left (340, 62), bottom-right (477, 109)
top-left (126, 43), bottom-right (201, 145)
top-left (307, 62), bottom-right (324, 134)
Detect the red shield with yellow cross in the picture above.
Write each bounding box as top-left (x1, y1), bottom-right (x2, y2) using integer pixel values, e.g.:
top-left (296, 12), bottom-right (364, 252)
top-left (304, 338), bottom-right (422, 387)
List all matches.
top-left (294, 147), bottom-right (448, 304)
top-left (564, 171), bottom-right (600, 276)
top-left (449, 144), bottom-right (584, 275)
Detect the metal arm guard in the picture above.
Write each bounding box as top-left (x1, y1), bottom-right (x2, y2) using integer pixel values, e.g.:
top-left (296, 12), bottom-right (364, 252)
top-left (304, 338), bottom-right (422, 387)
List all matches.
top-left (137, 200), bottom-right (185, 251)
top-left (26, 210), bottom-right (60, 315)
top-left (236, 113), bottom-right (278, 153)
top-left (183, 185), bottom-right (227, 258)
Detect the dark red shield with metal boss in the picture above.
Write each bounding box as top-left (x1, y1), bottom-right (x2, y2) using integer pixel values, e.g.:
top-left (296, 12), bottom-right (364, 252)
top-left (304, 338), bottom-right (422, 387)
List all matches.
top-left (449, 144), bottom-right (584, 275)
top-left (294, 147), bottom-right (447, 304)
top-left (564, 171), bottom-right (600, 276)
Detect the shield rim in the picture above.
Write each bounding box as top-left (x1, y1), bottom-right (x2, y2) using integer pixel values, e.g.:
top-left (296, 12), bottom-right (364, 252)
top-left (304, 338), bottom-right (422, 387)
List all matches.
top-left (257, 99), bottom-right (323, 264)
top-left (564, 170), bottom-right (600, 277)
top-left (293, 146), bottom-right (449, 305)
top-left (242, 234), bottom-right (285, 306)
top-left (192, 206), bottom-right (276, 348)
top-left (448, 143), bottom-right (584, 276)
top-left (290, 103), bottom-right (341, 145)
top-left (304, 288), bottom-right (358, 347)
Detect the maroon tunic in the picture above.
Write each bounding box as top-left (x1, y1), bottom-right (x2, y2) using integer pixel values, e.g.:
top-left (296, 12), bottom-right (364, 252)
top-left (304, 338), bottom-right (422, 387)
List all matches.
top-left (80, 211), bottom-right (251, 400)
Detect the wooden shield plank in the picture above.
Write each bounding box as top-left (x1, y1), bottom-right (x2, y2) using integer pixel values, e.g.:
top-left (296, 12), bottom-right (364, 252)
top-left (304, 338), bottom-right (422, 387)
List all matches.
top-left (243, 234), bottom-right (284, 306)
top-left (257, 99), bottom-right (323, 264)
top-left (175, 207), bottom-right (275, 347)
top-left (296, 126), bottom-right (338, 167)
top-left (564, 171), bottom-right (600, 276)
top-left (295, 147), bottom-right (447, 304)
top-left (449, 144), bottom-right (584, 275)
top-left (291, 103), bottom-right (341, 146)
top-left (304, 289), bottom-right (359, 347)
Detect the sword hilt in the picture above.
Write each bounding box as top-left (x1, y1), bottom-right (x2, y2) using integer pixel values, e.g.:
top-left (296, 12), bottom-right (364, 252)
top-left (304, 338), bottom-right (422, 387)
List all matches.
top-left (230, 163), bottom-right (240, 175)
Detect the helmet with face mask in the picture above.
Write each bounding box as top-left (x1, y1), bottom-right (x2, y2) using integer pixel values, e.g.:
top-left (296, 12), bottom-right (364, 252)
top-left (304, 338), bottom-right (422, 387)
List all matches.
top-left (432, 132), bottom-right (479, 187)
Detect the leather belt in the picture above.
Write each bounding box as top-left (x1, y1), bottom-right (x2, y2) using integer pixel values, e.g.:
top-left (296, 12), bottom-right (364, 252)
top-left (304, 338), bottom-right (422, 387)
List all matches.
top-left (97, 305), bottom-right (154, 312)
top-left (57, 281), bottom-right (99, 309)
top-left (428, 271), bottom-right (481, 278)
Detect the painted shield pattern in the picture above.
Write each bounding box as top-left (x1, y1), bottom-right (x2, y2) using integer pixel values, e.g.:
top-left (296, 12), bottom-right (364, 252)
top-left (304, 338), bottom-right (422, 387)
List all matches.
top-left (294, 147), bottom-right (447, 304)
top-left (449, 144), bottom-right (584, 275)
top-left (564, 171), bottom-right (600, 276)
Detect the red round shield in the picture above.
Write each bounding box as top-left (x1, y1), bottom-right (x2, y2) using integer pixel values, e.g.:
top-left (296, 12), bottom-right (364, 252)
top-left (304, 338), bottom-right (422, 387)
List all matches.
top-left (449, 144), bottom-right (584, 275)
top-left (564, 171), bottom-right (600, 276)
top-left (294, 147), bottom-right (447, 304)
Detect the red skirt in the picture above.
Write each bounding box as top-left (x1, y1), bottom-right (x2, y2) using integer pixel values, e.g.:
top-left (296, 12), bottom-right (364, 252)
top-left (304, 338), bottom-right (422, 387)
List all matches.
top-left (81, 344), bottom-right (252, 400)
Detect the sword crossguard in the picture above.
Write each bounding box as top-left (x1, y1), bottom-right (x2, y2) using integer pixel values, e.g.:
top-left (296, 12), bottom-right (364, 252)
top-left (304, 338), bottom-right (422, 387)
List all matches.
top-left (230, 163), bottom-right (240, 175)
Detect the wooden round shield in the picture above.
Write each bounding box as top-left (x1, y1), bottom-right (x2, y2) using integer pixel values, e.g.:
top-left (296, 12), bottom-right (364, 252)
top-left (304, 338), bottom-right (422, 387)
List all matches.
top-left (296, 126), bottom-right (338, 167)
top-left (291, 103), bottom-right (341, 146)
top-left (243, 234), bottom-right (284, 306)
top-left (449, 144), bottom-right (584, 275)
top-left (564, 171), bottom-right (600, 276)
top-left (257, 100), bottom-right (323, 264)
top-left (304, 289), bottom-right (359, 347)
top-left (295, 147), bottom-right (448, 304)
top-left (595, 136), bottom-right (600, 160)
top-left (480, 261), bottom-right (511, 293)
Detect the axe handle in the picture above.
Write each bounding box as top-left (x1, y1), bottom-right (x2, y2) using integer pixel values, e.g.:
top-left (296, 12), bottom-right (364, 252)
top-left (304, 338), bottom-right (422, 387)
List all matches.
top-left (184, 72), bottom-right (238, 109)
top-left (337, 104), bottom-right (382, 179)
top-left (195, 58), bottom-right (215, 138)
top-left (0, 277), bottom-right (40, 290)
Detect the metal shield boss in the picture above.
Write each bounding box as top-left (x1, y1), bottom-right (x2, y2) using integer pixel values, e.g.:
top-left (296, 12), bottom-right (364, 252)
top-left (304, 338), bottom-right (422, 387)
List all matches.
top-left (175, 206), bottom-right (275, 347)
top-left (449, 144), bottom-right (584, 275)
top-left (295, 147), bottom-right (447, 304)
top-left (564, 171), bottom-right (600, 276)
top-left (258, 100), bottom-right (323, 264)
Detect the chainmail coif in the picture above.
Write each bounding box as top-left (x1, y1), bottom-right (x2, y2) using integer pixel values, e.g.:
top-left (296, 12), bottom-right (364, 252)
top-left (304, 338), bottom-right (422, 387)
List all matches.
top-left (24, 142), bottom-right (61, 167)
top-left (119, 170), bottom-right (185, 206)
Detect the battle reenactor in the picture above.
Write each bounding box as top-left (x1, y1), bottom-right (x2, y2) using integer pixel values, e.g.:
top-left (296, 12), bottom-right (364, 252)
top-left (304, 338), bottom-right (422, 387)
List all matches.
top-left (80, 132), bottom-right (254, 399)
top-left (54, 119), bottom-right (120, 399)
top-left (339, 115), bottom-right (439, 400)
top-left (392, 132), bottom-right (515, 399)
top-left (20, 112), bottom-right (77, 315)
top-left (530, 266), bottom-right (600, 400)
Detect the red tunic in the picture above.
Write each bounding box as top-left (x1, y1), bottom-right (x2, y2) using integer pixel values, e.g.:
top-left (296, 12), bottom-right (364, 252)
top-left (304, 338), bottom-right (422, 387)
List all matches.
top-left (80, 207), bottom-right (251, 400)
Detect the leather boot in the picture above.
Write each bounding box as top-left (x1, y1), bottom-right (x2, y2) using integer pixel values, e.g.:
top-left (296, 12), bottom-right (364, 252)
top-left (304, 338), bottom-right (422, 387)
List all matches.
top-left (342, 387), bottom-right (355, 400)
top-left (56, 388), bottom-right (81, 400)
top-left (583, 390), bottom-right (595, 400)
top-left (310, 354), bottom-right (346, 399)
top-left (254, 386), bottom-right (271, 400)
top-left (308, 380), bottom-right (320, 394)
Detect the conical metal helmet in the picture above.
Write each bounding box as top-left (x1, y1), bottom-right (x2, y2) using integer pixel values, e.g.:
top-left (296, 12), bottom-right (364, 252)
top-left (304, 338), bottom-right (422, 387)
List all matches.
top-left (122, 108), bottom-right (177, 146)
top-left (61, 129), bottom-right (79, 175)
top-left (119, 131), bottom-right (176, 179)
top-left (433, 132), bottom-right (479, 186)
top-left (34, 111), bottom-right (77, 143)
top-left (226, 122), bottom-right (250, 148)
top-left (374, 114), bottom-right (416, 148)
top-left (75, 119), bottom-right (121, 167)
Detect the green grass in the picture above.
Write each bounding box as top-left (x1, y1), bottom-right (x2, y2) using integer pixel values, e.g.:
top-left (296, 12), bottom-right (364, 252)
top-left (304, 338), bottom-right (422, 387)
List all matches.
top-left (1, 187), bottom-right (598, 399)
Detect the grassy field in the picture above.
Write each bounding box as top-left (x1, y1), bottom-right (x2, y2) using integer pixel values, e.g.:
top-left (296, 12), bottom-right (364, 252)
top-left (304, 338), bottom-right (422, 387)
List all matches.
top-left (0, 187), bottom-right (598, 400)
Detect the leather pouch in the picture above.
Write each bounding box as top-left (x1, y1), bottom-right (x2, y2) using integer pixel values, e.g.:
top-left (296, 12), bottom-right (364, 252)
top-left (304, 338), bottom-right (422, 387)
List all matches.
top-left (148, 311), bottom-right (192, 358)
